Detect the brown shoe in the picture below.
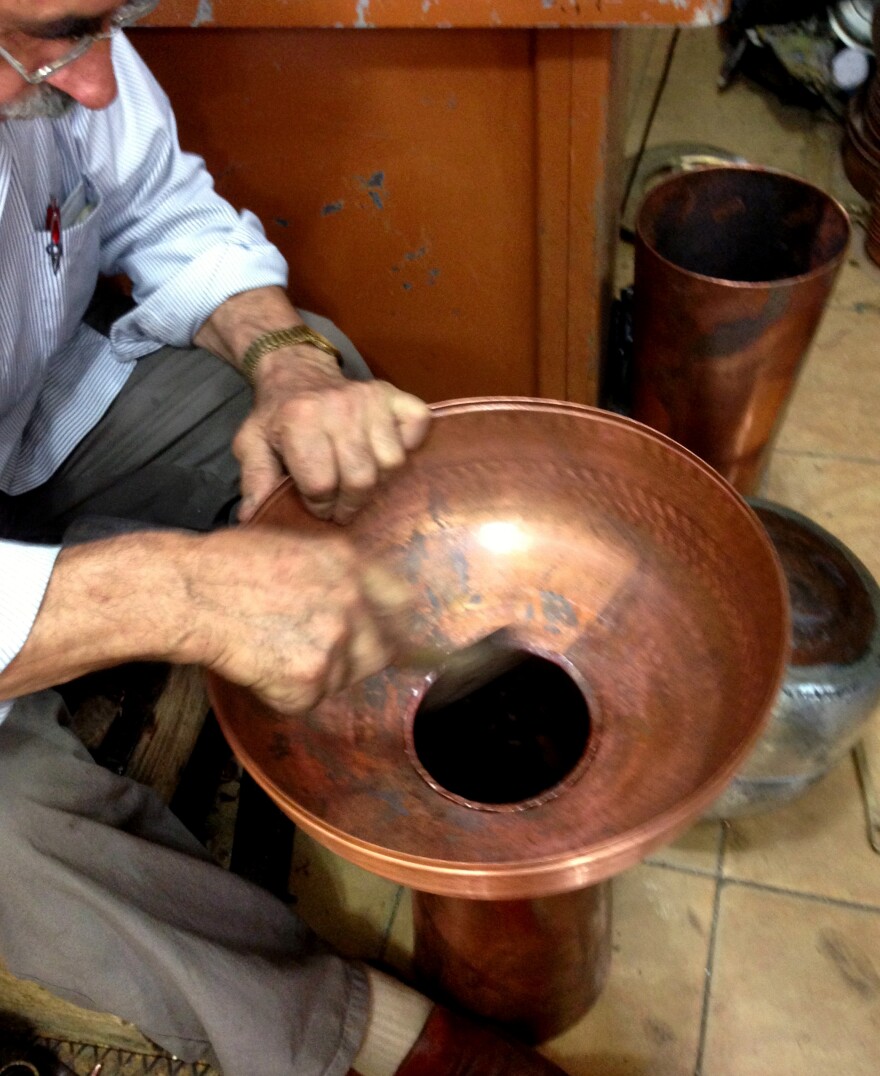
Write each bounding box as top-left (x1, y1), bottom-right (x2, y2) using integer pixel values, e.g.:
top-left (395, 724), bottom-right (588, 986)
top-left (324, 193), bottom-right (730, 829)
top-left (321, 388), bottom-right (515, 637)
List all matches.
top-left (384, 1004), bottom-right (569, 1075)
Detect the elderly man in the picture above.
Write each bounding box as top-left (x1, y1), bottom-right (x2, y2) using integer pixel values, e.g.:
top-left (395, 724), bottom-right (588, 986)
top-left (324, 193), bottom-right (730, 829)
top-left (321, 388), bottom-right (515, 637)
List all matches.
top-left (0, 2), bottom-right (571, 1074)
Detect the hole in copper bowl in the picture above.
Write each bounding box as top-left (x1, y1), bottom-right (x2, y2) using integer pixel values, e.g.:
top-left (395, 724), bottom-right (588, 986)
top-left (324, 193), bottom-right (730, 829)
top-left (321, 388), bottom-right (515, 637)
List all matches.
top-left (410, 654), bottom-right (591, 810)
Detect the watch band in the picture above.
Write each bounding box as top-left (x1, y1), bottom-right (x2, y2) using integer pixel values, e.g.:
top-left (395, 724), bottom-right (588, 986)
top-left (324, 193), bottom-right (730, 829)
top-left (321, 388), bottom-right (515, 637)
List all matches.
top-left (240, 325), bottom-right (343, 386)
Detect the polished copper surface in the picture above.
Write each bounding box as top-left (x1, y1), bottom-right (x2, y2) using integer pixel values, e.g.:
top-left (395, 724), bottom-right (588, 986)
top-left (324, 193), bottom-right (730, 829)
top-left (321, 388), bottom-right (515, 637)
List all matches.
top-left (631, 166), bottom-right (850, 494)
top-left (412, 883), bottom-right (611, 1042)
top-left (207, 399), bottom-right (789, 900)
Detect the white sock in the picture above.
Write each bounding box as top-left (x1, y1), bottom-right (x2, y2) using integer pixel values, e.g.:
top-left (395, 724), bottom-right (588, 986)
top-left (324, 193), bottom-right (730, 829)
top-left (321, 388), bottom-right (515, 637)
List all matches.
top-left (351, 967), bottom-right (434, 1076)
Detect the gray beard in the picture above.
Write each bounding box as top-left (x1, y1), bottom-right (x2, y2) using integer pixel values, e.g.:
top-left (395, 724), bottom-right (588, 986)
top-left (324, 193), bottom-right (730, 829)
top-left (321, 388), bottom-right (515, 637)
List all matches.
top-left (0, 85), bottom-right (76, 120)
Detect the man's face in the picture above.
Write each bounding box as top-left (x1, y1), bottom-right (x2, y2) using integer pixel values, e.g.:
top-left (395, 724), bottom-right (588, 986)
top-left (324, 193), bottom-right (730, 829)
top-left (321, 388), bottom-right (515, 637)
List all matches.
top-left (0, 2), bottom-right (121, 119)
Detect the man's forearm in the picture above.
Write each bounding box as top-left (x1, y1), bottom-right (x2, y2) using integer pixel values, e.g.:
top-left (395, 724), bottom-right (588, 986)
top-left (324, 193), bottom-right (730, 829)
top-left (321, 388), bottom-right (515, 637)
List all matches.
top-left (0, 525), bottom-right (412, 717)
top-left (0, 531), bottom-right (202, 701)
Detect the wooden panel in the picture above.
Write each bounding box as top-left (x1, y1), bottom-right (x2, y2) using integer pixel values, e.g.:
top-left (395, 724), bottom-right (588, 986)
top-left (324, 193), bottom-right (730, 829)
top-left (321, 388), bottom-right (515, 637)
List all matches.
top-left (145, 0), bottom-right (731, 29)
top-left (126, 665), bottom-right (210, 803)
top-left (133, 28), bottom-right (540, 402)
top-left (534, 29), bottom-right (625, 403)
top-left (0, 967), bottom-right (157, 1052)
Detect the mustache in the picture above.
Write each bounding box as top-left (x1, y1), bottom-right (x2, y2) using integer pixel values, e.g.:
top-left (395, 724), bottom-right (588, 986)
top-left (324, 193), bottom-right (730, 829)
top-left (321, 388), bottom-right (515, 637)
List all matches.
top-left (0, 85), bottom-right (76, 120)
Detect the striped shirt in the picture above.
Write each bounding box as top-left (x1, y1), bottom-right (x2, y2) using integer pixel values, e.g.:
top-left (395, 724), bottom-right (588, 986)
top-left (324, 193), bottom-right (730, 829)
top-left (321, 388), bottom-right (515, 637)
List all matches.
top-left (0, 34), bottom-right (288, 721)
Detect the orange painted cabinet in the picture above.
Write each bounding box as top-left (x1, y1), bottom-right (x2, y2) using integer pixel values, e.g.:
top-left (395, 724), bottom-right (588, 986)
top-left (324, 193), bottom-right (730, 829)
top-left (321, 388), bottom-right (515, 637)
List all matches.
top-left (134, 2), bottom-right (729, 403)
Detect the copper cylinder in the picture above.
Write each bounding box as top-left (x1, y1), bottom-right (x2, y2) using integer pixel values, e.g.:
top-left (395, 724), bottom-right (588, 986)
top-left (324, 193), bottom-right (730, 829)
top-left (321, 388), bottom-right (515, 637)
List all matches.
top-left (631, 166), bottom-right (850, 494)
top-left (412, 882), bottom-right (611, 1043)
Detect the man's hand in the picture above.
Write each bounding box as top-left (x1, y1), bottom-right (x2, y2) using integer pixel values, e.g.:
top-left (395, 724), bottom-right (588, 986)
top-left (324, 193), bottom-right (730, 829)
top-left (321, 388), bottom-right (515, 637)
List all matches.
top-left (193, 286), bottom-right (431, 525)
top-left (178, 527), bottom-right (415, 713)
top-left (234, 344), bottom-right (430, 525)
top-left (0, 528), bottom-right (416, 717)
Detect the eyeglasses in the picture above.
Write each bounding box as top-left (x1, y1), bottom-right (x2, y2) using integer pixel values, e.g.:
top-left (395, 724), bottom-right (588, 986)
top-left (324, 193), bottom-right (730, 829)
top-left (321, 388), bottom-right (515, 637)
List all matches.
top-left (0, 0), bottom-right (158, 86)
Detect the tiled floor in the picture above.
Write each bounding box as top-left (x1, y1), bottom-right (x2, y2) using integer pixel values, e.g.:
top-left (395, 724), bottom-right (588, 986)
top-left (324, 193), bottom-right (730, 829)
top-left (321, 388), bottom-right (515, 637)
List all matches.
top-left (289, 26), bottom-right (880, 1076)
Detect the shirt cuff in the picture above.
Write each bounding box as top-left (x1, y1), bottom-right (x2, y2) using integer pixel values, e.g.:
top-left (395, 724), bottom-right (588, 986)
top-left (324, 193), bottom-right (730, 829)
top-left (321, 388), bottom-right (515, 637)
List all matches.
top-left (108, 212), bottom-right (289, 360)
top-left (0, 541), bottom-right (62, 723)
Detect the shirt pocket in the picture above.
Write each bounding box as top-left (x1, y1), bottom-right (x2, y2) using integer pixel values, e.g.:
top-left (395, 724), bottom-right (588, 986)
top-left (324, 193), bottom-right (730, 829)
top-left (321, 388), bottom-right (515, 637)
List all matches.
top-left (32, 178), bottom-right (104, 347)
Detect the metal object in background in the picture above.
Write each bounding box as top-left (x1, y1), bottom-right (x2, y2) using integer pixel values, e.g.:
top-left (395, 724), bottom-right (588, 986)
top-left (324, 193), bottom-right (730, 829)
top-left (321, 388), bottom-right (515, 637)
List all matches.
top-left (706, 500), bottom-right (880, 819)
top-left (853, 741), bottom-right (880, 853)
top-left (631, 165), bottom-right (850, 495)
top-left (620, 143), bottom-right (749, 239)
top-left (829, 0), bottom-right (878, 52)
top-left (867, 187), bottom-right (880, 265)
top-left (842, 83), bottom-right (880, 199)
top-left (841, 5), bottom-right (880, 204)
top-left (207, 398), bottom-right (788, 1038)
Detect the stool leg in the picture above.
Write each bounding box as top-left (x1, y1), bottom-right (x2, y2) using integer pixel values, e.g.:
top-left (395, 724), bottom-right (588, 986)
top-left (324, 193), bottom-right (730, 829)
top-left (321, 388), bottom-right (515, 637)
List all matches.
top-left (412, 880), bottom-right (612, 1043)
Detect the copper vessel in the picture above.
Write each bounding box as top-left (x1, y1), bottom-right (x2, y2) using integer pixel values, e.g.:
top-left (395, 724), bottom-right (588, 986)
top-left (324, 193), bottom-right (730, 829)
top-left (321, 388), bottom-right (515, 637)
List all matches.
top-left (707, 500), bottom-right (880, 818)
top-left (207, 399), bottom-right (788, 1037)
top-left (631, 166), bottom-right (850, 494)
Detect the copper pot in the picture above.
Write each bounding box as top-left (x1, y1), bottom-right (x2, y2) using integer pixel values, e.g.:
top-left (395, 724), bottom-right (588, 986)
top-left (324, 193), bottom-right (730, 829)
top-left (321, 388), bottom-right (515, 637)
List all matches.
top-left (631, 166), bottom-right (850, 494)
top-left (706, 500), bottom-right (880, 818)
top-left (207, 398), bottom-right (788, 1036)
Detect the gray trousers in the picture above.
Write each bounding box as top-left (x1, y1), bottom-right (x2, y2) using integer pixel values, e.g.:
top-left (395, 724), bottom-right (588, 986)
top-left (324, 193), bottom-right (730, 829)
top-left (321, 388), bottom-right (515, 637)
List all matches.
top-left (0, 316), bottom-right (373, 1074)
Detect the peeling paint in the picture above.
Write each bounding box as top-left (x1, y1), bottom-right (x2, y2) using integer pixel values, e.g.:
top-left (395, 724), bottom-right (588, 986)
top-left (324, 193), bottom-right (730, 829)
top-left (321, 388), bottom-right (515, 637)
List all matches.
top-left (690, 1), bottom-right (728, 26)
top-left (354, 0), bottom-right (373, 29)
top-left (274, 217), bottom-right (290, 228)
top-left (404, 246), bottom-right (428, 262)
top-left (321, 201), bottom-right (345, 216)
top-left (357, 171), bottom-right (386, 210)
top-left (191, 0), bottom-right (214, 27)
top-left (427, 268), bottom-right (440, 285)
top-left (654, 0), bottom-right (727, 21)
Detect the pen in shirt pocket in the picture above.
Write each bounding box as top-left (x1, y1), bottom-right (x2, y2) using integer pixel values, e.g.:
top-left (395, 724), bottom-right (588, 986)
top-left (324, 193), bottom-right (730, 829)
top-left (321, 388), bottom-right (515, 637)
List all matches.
top-left (45, 196), bottom-right (62, 275)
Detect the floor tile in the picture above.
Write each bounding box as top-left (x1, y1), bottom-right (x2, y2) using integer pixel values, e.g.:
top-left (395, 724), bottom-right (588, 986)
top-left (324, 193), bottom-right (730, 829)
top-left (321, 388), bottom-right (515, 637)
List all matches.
top-left (774, 246), bottom-right (880, 461)
top-left (722, 730), bottom-right (880, 907)
top-left (645, 819), bottom-right (723, 875)
top-left (647, 30), bottom-right (845, 195)
top-left (541, 866), bottom-right (714, 1076)
top-left (288, 830), bottom-right (402, 960)
top-left (382, 886), bottom-right (415, 978)
top-left (702, 884), bottom-right (880, 1075)
top-left (384, 866), bottom-right (714, 1075)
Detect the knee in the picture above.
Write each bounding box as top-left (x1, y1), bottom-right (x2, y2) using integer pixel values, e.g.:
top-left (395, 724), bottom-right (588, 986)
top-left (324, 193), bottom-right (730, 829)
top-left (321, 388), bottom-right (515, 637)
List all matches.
top-left (0, 692), bottom-right (88, 806)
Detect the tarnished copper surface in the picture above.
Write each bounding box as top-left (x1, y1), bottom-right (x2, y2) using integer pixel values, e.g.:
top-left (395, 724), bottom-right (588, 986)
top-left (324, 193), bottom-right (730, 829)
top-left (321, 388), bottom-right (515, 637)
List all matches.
top-left (631, 166), bottom-right (850, 494)
top-left (207, 399), bottom-right (789, 900)
top-left (751, 502), bottom-right (876, 668)
top-left (413, 883), bottom-right (611, 1042)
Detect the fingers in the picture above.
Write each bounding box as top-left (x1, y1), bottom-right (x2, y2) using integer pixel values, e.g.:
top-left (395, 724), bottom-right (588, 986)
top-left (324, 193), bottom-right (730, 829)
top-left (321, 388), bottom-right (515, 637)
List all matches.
top-left (391, 391), bottom-right (433, 451)
top-left (233, 421), bottom-right (286, 522)
top-left (272, 382), bottom-right (432, 525)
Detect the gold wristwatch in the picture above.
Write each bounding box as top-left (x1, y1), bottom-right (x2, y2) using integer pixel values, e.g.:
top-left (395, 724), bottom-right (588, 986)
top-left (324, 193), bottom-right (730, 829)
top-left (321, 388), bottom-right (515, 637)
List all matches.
top-left (241, 325), bottom-right (343, 386)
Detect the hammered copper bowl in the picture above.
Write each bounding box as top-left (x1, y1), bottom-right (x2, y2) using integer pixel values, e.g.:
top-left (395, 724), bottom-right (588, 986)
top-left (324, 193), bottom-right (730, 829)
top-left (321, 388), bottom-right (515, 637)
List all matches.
top-left (207, 399), bottom-right (788, 900)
